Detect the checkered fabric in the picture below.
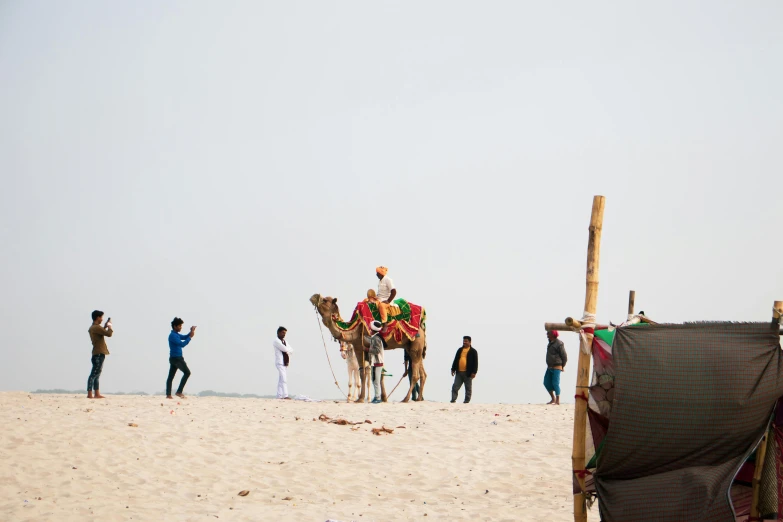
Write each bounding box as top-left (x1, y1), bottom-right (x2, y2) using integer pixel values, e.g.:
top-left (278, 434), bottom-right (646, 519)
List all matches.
top-left (595, 322), bottom-right (783, 521)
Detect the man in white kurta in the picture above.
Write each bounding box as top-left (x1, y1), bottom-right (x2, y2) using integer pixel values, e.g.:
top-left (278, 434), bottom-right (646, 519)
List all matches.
top-left (273, 326), bottom-right (293, 399)
top-left (375, 266), bottom-right (396, 304)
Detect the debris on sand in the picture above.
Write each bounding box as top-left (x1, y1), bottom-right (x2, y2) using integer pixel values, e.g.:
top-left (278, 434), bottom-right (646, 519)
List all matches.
top-left (371, 426), bottom-right (394, 436)
top-left (318, 414), bottom-right (363, 426)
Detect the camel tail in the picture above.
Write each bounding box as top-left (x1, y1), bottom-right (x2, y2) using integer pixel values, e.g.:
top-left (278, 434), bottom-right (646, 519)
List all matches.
top-left (423, 344), bottom-right (427, 359)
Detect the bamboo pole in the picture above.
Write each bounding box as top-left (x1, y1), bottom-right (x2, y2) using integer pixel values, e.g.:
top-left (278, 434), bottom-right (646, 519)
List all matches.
top-left (547, 321), bottom-right (608, 332)
top-left (572, 195), bottom-right (605, 522)
top-left (546, 322), bottom-right (579, 332)
top-left (750, 301), bottom-right (782, 518)
top-left (626, 292), bottom-right (642, 325)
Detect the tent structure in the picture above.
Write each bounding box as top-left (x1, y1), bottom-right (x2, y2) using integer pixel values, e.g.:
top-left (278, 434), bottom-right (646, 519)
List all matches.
top-left (545, 196), bottom-right (783, 521)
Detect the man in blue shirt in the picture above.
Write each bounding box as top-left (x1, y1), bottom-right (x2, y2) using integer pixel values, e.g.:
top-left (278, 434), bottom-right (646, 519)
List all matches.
top-left (167, 317), bottom-right (196, 399)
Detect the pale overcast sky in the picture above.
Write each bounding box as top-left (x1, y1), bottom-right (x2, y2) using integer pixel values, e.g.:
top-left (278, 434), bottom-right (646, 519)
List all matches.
top-left (1, 1), bottom-right (781, 403)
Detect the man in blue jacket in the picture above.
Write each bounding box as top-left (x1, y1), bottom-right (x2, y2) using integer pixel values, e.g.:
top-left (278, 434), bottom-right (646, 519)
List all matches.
top-left (167, 317), bottom-right (196, 399)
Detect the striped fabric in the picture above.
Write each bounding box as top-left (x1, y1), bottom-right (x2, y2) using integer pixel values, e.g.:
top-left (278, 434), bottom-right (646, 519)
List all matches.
top-left (594, 322), bottom-right (783, 521)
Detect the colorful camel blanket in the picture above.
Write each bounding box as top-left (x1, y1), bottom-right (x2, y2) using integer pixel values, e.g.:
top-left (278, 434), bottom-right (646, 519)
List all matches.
top-left (332, 299), bottom-right (426, 343)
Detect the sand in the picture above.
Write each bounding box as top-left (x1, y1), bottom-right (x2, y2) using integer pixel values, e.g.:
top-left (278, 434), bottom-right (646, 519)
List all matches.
top-left (0, 392), bottom-right (576, 521)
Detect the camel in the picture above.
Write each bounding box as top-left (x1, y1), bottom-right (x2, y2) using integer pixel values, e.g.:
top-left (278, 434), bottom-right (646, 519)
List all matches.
top-left (310, 294), bottom-right (427, 403)
top-left (339, 341), bottom-right (362, 402)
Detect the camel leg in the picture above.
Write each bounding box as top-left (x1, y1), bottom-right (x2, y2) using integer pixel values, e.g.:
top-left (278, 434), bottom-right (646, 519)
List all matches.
top-left (359, 367), bottom-right (368, 403)
top-left (406, 363), bottom-right (422, 402)
top-left (410, 332), bottom-right (427, 401)
top-left (381, 371), bottom-right (387, 402)
top-left (356, 352), bottom-right (367, 403)
top-left (346, 362), bottom-right (351, 402)
top-left (416, 361), bottom-right (427, 401)
top-left (401, 360), bottom-right (425, 403)
top-left (401, 348), bottom-right (414, 403)
top-left (401, 370), bottom-right (414, 403)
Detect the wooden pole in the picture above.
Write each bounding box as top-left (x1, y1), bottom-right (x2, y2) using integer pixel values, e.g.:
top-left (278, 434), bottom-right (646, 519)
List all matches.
top-left (749, 301), bottom-right (782, 519)
top-left (546, 322), bottom-right (579, 332)
top-left (547, 321), bottom-right (608, 332)
top-left (626, 291), bottom-right (642, 325)
top-left (572, 195), bottom-right (605, 522)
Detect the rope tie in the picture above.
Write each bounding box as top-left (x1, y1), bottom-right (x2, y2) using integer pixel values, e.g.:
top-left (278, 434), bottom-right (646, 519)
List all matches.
top-left (577, 311), bottom-right (597, 354)
top-left (574, 469), bottom-right (593, 478)
top-left (575, 393), bottom-right (589, 402)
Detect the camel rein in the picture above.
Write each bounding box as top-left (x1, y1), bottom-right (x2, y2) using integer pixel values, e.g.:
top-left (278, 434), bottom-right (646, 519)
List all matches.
top-left (387, 372), bottom-right (406, 399)
top-left (314, 309), bottom-right (349, 400)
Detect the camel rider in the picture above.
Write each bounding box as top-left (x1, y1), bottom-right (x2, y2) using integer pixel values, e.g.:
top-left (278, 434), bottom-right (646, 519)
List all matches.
top-left (364, 320), bottom-right (384, 404)
top-left (376, 266), bottom-right (396, 303)
top-left (375, 266), bottom-right (396, 323)
top-left (364, 289), bottom-right (389, 323)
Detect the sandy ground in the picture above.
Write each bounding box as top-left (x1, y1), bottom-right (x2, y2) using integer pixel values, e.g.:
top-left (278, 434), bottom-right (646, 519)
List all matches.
top-left (0, 392), bottom-right (577, 521)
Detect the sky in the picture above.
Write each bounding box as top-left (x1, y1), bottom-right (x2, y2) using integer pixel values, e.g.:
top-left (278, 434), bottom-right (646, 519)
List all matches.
top-left (1, 1), bottom-right (782, 403)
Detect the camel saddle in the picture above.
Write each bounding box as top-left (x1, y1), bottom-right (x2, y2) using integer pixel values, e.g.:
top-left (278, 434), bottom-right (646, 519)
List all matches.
top-left (332, 298), bottom-right (426, 344)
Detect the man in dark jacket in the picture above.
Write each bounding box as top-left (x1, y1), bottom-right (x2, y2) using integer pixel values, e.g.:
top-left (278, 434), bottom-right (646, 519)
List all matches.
top-left (544, 330), bottom-right (567, 405)
top-left (451, 336), bottom-right (478, 403)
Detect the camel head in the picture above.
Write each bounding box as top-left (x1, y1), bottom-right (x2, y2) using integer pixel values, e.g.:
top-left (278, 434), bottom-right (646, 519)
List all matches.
top-left (310, 293), bottom-right (340, 320)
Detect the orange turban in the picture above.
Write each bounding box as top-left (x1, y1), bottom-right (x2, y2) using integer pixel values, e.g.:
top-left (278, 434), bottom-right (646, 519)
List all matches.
top-left (375, 266), bottom-right (388, 276)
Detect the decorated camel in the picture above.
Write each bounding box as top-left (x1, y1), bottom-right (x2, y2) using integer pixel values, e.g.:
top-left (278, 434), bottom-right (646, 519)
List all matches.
top-left (339, 341), bottom-right (362, 402)
top-left (310, 294), bottom-right (427, 402)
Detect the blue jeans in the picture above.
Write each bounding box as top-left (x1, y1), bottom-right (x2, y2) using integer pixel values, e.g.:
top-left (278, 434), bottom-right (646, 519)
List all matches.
top-left (543, 368), bottom-right (562, 396)
top-left (87, 354), bottom-right (105, 392)
top-left (166, 357), bottom-right (191, 396)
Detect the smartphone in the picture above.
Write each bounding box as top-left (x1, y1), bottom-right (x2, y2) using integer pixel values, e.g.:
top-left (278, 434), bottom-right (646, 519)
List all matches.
top-left (106, 317), bottom-right (111, 326)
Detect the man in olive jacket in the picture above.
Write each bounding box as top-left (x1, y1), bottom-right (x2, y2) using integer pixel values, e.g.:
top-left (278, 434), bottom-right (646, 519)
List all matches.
top-left (544, 330), bottom-right (567, 405)
top-left (450, 336), bottom-right (478, 403)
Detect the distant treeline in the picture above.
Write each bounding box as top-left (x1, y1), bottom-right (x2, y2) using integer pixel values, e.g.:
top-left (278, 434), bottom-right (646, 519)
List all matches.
top-left (31, 389), bottom-right (277, 399)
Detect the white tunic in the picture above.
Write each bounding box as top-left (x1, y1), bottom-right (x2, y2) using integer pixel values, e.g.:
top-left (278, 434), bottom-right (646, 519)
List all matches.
top-left (273, 338), bottom-right (293, 366)
top-left (377, 275), bottom-right (395, 302)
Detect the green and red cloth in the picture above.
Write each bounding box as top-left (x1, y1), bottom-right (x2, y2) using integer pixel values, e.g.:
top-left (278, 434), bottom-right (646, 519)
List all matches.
top-left (332, 298), bottom-right (426, 343)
